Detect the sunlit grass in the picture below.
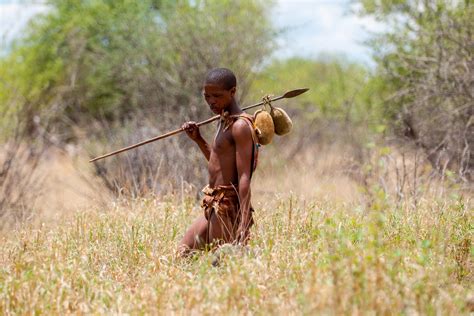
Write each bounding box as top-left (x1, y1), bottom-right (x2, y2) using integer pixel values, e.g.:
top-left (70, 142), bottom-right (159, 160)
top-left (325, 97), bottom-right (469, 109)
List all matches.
top-left (0, 192), bottom-right (472, 314)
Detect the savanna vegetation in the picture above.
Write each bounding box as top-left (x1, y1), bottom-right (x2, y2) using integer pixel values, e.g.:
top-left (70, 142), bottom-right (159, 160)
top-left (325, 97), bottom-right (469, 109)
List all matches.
top-left (0, 0), bottom-right (472, 314)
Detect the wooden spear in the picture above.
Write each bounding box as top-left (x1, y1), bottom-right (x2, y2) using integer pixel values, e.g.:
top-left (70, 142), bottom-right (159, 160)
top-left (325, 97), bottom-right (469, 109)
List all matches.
top-left (89, 88), bottom-right (309, 163)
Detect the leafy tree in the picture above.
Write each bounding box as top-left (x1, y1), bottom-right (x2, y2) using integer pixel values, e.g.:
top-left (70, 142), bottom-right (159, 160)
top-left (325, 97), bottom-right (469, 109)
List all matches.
top-left (0, 0), bottom-right (275, 139)
top-left (246, 56), bottom-right (388, 162)
top-left (0, 0), bottom-right (276, 196)
top-left (357, 0), bottom-right (473, 180)
top-left (249, 56), bottom-right (386, 130)
top-left (0, 0), bottom-right (166, 138)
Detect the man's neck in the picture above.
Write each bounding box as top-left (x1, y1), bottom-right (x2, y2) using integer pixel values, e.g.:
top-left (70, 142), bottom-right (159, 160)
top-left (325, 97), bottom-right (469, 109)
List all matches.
top-left (224, 99), bottom-right (243, 116)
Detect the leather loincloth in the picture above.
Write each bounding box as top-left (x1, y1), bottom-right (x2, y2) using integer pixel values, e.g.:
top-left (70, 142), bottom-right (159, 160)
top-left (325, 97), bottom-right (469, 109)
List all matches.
top-left (201, 184), bottom-right (254, 242)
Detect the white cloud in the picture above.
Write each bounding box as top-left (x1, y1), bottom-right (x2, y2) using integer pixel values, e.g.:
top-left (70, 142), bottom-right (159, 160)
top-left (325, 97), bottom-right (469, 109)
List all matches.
top-left (272, 0), bottom-right (385, 66)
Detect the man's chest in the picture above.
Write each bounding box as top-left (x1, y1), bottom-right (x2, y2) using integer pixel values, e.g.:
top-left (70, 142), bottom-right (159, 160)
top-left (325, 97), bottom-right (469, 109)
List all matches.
top-left (212, 127), bottom-right (234, 154)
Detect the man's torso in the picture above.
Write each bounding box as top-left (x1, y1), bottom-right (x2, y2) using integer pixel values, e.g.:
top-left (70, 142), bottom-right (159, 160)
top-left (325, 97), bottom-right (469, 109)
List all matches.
top-left (208, 122), bottom-right (238, 187)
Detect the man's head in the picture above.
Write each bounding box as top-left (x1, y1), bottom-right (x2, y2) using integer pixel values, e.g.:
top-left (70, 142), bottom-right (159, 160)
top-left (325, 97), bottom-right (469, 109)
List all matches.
top-left (203, 68), bottom-right (237, 114)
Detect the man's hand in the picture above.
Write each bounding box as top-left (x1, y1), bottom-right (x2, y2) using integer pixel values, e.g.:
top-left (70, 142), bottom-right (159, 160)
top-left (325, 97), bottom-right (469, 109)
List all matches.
top-left (182, 121), bottom-right (201, 142)
top-left (182, 121), bottom-right (210, 161)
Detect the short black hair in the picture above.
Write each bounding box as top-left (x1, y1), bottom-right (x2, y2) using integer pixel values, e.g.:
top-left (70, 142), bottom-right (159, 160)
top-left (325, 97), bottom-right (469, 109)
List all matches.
top-left (204, 68), bottom-right (237, 90)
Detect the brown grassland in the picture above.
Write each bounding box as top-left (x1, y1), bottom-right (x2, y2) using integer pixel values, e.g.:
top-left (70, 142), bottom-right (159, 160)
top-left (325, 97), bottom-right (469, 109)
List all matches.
top-left (0, 143), bottom-right (472, 315)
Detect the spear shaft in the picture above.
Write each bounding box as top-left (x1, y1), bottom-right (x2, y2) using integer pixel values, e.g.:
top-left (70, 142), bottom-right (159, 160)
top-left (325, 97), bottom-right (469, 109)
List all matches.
top-left (89, 88), bottom-right (309, 163)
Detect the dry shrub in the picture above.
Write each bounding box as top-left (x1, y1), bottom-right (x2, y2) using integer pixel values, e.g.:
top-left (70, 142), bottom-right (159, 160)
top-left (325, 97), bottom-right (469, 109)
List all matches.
top-left (0, 109), bottom-right (47, 230)
top-left (251, 110), bottom-right (374, 205)
top-left (377, 3), bottom-right (473, 181)
top-left (252, 110), bottom-right (472, 210)
top-left (88, 114), bottom-right (211, 198)
top-left (0, 142), bottom-right (44, 228)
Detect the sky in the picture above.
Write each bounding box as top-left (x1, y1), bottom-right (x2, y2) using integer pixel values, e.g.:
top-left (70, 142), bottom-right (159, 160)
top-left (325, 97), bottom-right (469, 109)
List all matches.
top-left (273, 0), bottom-right (381, 66)
top-left (0, 0), bottom-right (381, 66)
top-left (0, 0), bottom-right (48, 45)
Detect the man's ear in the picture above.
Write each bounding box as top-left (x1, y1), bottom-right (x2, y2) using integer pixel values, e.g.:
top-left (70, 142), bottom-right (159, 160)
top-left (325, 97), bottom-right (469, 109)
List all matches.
top-left (229, 86), bottom-right (236, 96)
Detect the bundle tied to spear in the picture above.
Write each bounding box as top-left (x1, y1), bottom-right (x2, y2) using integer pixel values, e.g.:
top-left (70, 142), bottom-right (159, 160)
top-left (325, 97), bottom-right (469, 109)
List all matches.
top-left (253, 94), bottom-right (294, 145)
top-left (89, 88), bottom-right (309, 163)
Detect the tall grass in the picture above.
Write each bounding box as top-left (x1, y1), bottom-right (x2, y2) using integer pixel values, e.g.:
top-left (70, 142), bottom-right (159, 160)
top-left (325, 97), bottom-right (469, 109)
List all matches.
top-left (0, 189), bottom-right (471, 314)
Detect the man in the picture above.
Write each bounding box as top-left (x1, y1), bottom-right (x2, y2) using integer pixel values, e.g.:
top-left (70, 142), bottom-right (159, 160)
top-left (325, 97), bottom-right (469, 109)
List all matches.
top-left (178, 68), bottom-right (258, 256)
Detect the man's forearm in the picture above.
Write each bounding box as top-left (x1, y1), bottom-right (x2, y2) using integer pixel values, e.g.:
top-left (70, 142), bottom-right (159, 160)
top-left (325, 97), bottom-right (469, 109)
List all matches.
top-left (194, 137), bottom-right (211, 161)
top-left (237, 182), bottom-right (252, 244)
top-left (237, 179), bottom-right (252, 230)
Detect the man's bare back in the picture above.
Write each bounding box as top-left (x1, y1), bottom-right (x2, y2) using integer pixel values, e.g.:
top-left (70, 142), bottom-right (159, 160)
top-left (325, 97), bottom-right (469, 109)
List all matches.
top-left (177, 68), bottom-right (256, 256)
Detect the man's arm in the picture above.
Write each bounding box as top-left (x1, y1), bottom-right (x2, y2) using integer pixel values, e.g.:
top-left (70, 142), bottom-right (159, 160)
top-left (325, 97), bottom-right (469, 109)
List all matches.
top-left (182, 121), bottom-right (211, 161)
top-left (232, 119), bottom-right (254, 242)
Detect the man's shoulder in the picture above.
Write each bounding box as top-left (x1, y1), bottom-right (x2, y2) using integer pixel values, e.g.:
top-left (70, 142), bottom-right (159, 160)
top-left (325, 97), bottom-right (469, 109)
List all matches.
top-left (231, 114), bottom-right (256, 142)
top-left (231, 113), bottom-right (254, 127)
top-left (232, 115), bottom-right (253, 131)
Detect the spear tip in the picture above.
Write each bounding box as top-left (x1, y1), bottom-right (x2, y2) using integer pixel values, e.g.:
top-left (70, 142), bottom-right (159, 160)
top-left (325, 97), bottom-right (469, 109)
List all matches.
top-left (283, 88), bottom-right (309, 99)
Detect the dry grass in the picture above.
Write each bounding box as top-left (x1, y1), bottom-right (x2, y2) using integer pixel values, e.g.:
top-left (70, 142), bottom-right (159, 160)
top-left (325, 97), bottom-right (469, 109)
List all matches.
top-left (0, 185), bottom-right (472, 314)
top-left (253, 142), bottom-right (362, 205)
top-left (0, 143), bottom-right (472, 314)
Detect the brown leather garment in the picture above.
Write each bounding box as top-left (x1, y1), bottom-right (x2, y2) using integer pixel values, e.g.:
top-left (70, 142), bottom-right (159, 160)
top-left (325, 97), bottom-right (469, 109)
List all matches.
top-left (201, 184), bottom-right (254, 243)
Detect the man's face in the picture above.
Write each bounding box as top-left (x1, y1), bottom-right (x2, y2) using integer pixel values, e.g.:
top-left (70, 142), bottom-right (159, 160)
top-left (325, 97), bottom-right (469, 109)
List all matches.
top-left (203, 83), bottom-right (236, 115)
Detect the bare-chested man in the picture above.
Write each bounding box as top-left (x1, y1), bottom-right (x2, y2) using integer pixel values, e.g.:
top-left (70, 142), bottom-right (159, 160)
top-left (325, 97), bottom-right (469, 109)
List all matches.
top-left (178, 68), bottom-right (258, 256)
